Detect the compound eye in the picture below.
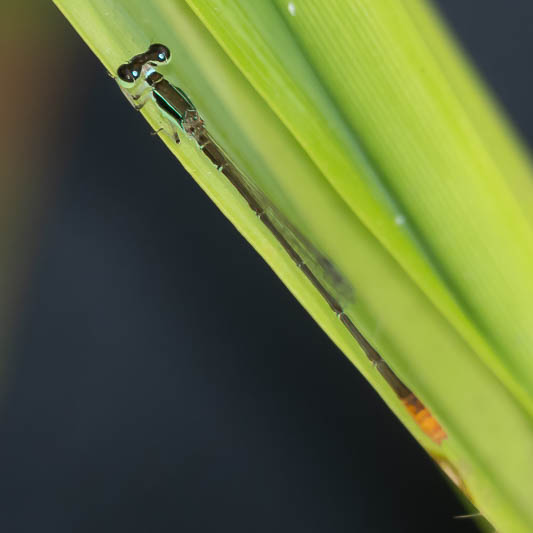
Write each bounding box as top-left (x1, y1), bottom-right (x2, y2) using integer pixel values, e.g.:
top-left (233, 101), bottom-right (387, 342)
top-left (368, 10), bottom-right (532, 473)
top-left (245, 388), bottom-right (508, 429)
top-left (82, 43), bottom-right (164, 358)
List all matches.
top-left (117, 63), bottom-right (138, 84)
top-left (129, 62), bottom-right (143, 80)
top-left (147, 43), bottom-right (171, 64)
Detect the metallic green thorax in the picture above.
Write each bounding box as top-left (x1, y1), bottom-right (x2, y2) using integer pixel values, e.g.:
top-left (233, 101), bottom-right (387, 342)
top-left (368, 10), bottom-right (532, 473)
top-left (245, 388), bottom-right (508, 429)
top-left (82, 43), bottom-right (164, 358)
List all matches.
top-left (145, 69), bottom-right (196, 129)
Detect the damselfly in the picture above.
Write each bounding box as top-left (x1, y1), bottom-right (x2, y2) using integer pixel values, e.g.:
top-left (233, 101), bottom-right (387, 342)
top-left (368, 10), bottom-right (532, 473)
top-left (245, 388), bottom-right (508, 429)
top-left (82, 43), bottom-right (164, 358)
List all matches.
top-left (115, 44), bottom-right (447, 445)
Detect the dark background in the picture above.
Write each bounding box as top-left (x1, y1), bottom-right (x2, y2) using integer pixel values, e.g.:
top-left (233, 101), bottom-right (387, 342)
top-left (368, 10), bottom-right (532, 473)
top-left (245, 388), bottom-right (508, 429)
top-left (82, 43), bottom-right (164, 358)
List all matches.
top-left (1, 1), bottom-right (532, 531)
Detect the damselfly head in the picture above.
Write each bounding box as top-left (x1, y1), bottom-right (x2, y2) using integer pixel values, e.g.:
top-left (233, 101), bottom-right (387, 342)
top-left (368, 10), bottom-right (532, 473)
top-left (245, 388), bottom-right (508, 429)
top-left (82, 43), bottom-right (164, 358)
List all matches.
top-left (146, 44), bottom-right (171, 65)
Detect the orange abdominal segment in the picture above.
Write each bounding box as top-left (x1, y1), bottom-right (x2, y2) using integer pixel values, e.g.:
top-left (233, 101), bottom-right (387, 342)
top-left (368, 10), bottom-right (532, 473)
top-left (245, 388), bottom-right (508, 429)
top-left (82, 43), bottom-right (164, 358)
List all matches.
top-left (402, 393), bottom-right (447, 444)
